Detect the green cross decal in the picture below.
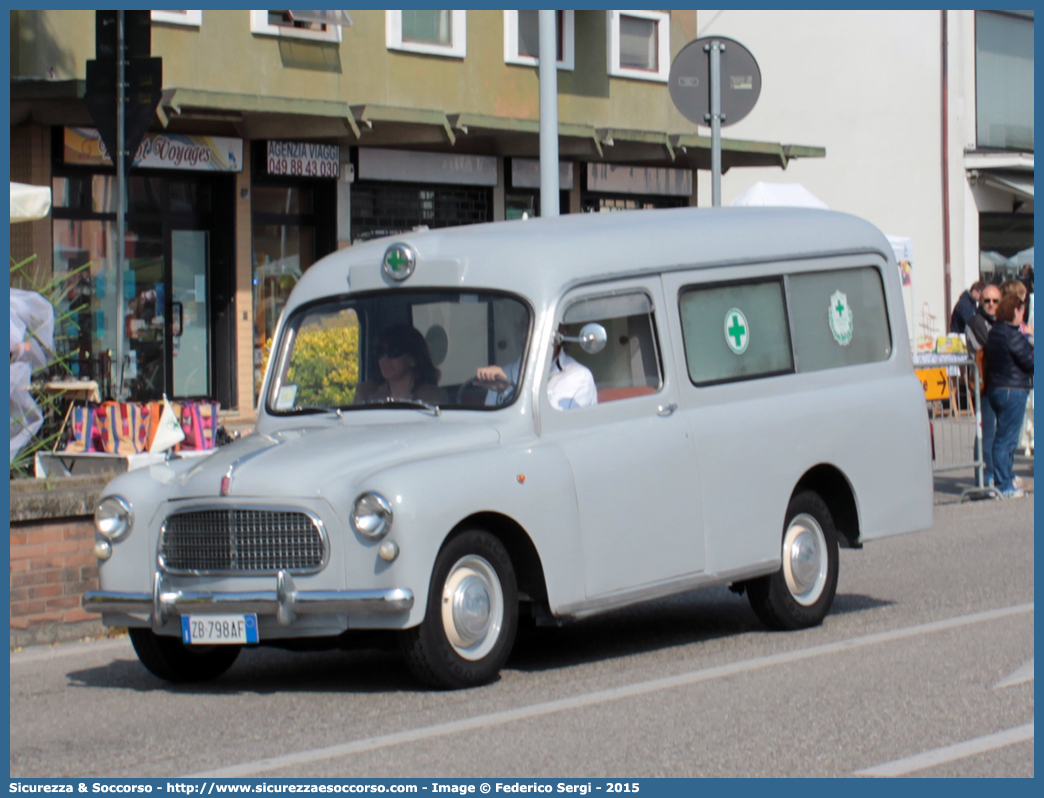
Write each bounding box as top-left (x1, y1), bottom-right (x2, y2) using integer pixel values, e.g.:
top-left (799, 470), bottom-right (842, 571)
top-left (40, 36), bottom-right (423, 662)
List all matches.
top-left (728, 315), bottom-right (746, 348)
top-left (386, 249), bottom-right (407, 272)
top-left (836, 299), bottom-right (845, 316)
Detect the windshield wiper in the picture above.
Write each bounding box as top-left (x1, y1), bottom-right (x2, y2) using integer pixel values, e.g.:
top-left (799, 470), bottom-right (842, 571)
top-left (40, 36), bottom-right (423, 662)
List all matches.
top-left (359, 397), bottom-right (441, 417)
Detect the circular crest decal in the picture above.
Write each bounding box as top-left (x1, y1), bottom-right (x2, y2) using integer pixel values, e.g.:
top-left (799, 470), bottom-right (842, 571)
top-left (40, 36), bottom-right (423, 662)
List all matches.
top-left (724, 308), bottom-right (750, 354)
top-left (829, 290), bottom-right (853, 346)
top-left (382, 243), bottom-right (416, 282)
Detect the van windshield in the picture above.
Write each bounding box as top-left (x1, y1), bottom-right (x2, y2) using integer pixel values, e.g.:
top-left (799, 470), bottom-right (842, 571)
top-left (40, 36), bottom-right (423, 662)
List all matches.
top-left (266, 290), bottom-right (531, 414)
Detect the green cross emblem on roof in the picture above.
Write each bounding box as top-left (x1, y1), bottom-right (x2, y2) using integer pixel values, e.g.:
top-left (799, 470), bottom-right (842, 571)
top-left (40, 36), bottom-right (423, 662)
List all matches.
top-left (724, 307), bottom-right (749, 354)
top-left (382, 243), bottom-right (416, 281)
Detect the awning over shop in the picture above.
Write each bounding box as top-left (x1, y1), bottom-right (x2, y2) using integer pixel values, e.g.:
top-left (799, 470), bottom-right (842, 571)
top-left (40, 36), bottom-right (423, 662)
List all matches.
top-left (977, 171), bottom-right (1034, 201)
top-left (964, 149), bottom-right (1034, 202)
top-left (12, 79), bottom-right (825, 173)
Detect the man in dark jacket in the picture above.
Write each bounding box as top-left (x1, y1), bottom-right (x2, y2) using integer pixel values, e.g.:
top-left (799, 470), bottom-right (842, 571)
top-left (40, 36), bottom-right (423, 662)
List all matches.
top-left (949, 280), bottom-right (985, 334)
top-left (970, 284), bottom-right (1002, 484)
top-left (966, 284), bottom-right (1001, 354)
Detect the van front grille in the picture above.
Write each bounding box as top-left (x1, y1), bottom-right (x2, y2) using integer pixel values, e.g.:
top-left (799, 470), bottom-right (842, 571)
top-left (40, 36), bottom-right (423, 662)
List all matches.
top-left (160, 508), bottom-right (325, 573)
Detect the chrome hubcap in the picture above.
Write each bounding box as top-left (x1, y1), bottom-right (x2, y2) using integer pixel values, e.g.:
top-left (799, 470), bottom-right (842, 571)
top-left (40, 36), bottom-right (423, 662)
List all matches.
top-left (441, 554), bottom-right (503, 660)
top-left (782, 513), bottom-right (828, 606)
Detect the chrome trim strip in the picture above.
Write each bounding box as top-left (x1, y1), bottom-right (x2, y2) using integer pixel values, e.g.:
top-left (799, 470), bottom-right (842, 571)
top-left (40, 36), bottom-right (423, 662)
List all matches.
top-left (158, 504), bottom-right (330, 575)
top-left (84, 584), bottom-right (414, 622)
top-left (555, 559), bottom-right (780, 621)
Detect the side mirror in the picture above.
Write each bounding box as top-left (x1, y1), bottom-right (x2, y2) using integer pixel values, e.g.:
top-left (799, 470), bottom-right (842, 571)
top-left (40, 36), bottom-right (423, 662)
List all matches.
top-left (556, 322), bottom-right (608, 355)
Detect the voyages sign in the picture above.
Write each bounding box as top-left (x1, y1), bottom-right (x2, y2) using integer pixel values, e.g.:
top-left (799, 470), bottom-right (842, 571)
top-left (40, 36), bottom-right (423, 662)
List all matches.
top-left (64, 127), bottom-right (243, 172)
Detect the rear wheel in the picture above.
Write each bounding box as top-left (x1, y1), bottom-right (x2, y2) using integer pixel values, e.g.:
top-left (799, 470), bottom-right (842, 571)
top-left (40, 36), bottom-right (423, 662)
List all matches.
top-left (400, 529), bottom-right (518, 689)
top-left (747, 490), bottom-right (839, 630)
top-left (129, 627), bottom-right (241, 683)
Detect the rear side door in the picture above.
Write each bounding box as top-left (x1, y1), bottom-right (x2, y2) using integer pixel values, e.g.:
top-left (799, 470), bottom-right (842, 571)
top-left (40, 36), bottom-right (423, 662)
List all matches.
top-left (539, 278), bottom-right (705, 599)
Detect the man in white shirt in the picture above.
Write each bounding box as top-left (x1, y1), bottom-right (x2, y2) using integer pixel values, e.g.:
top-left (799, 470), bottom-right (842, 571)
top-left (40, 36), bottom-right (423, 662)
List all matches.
top-left (476, 339), bottom-right (597, 410)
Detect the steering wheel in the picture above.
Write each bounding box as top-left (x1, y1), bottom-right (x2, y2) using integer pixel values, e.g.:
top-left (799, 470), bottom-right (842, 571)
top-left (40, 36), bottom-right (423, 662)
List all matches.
top-left (456, 378), bottom-right (513, 406)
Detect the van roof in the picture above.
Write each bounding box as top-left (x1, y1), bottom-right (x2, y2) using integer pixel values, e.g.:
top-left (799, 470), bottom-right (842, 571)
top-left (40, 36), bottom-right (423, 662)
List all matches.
top-left (290, 206), bottom-right (894, 309)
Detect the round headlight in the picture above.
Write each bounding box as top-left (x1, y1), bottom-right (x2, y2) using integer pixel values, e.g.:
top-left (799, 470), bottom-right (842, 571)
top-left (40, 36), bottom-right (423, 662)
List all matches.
top-left (95, 495), bottom-right (133, 542)
top-left (351, 492), bottom-right (393, 539)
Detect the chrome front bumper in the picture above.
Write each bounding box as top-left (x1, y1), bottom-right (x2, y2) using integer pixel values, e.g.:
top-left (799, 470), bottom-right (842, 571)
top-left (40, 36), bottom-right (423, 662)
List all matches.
top-left (83, 571), bottom-right (414, 627)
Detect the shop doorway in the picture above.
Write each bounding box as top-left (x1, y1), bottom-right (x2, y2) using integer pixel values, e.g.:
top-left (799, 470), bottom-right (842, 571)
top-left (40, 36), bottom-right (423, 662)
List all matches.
top-left (51, 170), bottom-right (236, 407)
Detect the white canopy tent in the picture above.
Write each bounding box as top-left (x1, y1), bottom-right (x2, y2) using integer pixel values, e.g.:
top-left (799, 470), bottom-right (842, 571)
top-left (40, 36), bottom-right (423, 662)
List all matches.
top-left (10, 182), bottom-right (52, 223)
top-left (730, 181), bottom-right (829, 209)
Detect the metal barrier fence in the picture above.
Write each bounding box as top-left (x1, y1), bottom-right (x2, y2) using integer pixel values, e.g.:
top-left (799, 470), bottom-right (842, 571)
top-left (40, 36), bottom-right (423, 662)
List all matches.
top-left (913, 354), bottom-right (998, 502)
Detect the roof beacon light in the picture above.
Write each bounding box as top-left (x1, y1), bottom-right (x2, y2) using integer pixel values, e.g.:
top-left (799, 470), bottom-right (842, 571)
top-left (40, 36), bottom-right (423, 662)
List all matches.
top-left (383, 243), bottom-right (417, 282)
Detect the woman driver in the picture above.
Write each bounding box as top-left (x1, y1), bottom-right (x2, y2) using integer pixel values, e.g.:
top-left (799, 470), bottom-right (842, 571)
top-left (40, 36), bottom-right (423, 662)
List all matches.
top-left (355, 324), bottom-right (445, 405)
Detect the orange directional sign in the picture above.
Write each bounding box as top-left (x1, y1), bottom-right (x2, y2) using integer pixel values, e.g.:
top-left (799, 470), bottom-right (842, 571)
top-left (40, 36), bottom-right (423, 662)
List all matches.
top-left (915, 368), bottom-right (950, 401)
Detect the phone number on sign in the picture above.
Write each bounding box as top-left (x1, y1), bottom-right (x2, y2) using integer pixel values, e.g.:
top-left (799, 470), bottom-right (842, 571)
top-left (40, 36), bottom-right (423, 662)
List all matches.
top-left (268, 157), bottom-right (338, 178)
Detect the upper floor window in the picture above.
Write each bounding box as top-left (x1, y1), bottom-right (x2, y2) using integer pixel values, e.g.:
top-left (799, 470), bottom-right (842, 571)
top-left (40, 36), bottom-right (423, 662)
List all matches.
top-left (976, 10), bottom-right (1033, 151)
top-left (607, 10), bottom-right (670, 83)
top-left (151, 10), bottom-right (202, 26)
top-left (386, 10), bottom-right (466, 58)
top-left (504, 10), bottom-right (575, 71)
top-left (250, 10), bottom-right (348, 43)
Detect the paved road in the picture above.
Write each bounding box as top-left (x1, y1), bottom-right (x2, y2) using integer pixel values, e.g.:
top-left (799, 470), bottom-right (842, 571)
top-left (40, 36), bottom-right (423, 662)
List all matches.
top-left (11, 494), bottom-right (1033, 779)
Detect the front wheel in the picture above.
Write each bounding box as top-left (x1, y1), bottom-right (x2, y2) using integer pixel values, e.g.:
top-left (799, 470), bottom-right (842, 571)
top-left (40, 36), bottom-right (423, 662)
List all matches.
top-left (747, 490), bottom-right (839, 630)
top-left (129, 627), bottom-right (242, 683)
top-left (400, 530), bottom-right (518, 689)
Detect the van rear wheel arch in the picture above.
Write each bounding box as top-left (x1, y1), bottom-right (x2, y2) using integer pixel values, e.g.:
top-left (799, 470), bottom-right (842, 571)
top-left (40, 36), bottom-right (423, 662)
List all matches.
top-left (794, 464), bottom-right (860, 548)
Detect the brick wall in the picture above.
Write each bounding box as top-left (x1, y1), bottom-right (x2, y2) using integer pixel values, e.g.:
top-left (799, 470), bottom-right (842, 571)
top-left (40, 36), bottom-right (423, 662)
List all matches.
top-left (10, 476), bottom-right (109, 648)
top-left (10, 516), bottom-right (102, 646)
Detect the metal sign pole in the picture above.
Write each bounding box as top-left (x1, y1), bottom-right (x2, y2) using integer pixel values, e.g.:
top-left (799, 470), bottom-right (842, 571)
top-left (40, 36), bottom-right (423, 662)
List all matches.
top-left (537, 10), bottom-right (560, 217)
top-left (115, 10), bottom-right (127, 399)
top-left (706, 40), bottom-right (724, 207)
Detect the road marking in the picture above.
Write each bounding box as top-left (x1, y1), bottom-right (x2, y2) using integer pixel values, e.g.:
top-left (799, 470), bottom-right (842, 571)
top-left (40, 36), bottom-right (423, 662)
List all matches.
top-left (994, 658), bottom-right (1034, 690)
top-left (10, 637), bottom-right (131, 665)
top-left (854, 722), bottom-right (1034, 777)
top-left (189, 601), bottom-right (1033, 778)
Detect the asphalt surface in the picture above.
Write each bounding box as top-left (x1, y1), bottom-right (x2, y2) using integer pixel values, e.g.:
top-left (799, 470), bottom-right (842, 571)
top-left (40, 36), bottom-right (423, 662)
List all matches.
top-left (10, 484), bottom-right (1033, 779)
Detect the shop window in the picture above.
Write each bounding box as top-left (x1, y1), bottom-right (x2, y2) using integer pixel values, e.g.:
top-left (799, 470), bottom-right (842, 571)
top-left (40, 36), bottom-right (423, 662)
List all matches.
top-left (560, 291), bottom-right (663, 406)
top-left (350, 182), bottom-right (492, 243)
top-left (976, 11), bottom-right (1033, 151)
top-left (607, 10), bottom-right (670, 82)
top-left (252, 185), bottom-right (318, 401)
top-left (679, 279), bottom-right (793, 386)
top-left (581, 196), bottom-right (688, 213)
top-left (787, 267), bottom-right (892, 373)
top-left (50, 218), bottom-right (118, 394)
top-left (250, 10), bottom-right (346, 42)
top-left (504, 10), bottom-right (574, 71)
top-left (151, 11), bottom-right (202, 26)
top-left (386, 10), bottom-right (466, 58)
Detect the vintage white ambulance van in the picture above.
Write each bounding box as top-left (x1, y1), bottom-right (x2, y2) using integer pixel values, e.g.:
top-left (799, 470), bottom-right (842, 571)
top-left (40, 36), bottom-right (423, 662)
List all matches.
top-left (85, 207), bottom-right (934, 689)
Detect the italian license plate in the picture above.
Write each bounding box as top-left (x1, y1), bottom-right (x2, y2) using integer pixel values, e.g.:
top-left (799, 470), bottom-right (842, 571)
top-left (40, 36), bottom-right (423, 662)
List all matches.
top-left (181, 614), bottom-right (258, 645)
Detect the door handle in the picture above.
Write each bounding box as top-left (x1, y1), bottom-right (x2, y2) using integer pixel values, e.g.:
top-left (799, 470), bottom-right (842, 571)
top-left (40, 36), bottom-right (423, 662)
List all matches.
top-left (657, 403), bottom-right (677, 417)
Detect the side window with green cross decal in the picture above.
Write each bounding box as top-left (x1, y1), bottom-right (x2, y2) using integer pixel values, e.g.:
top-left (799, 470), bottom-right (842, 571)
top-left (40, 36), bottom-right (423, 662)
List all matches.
top-left (787, 267), bottom-right (892, 372)
top-left (678, 279), bottom-right (793, 385)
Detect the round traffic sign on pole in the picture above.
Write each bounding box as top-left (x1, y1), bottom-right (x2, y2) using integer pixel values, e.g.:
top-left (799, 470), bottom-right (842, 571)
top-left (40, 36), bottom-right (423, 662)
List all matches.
top-left (669, 36), bottom-right (762, 128)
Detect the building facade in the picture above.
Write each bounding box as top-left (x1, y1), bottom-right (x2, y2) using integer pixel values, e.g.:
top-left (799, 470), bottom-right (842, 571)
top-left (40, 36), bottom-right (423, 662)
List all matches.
top-left (693, 9), bottom-right (1033, 345)
top-left (10, 10), bottom-right (823, 418)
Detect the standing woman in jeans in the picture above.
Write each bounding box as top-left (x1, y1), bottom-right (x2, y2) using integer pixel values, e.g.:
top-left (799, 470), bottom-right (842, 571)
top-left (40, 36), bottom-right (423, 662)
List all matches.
top-left (985, 292), bottom-right (1034, 498)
